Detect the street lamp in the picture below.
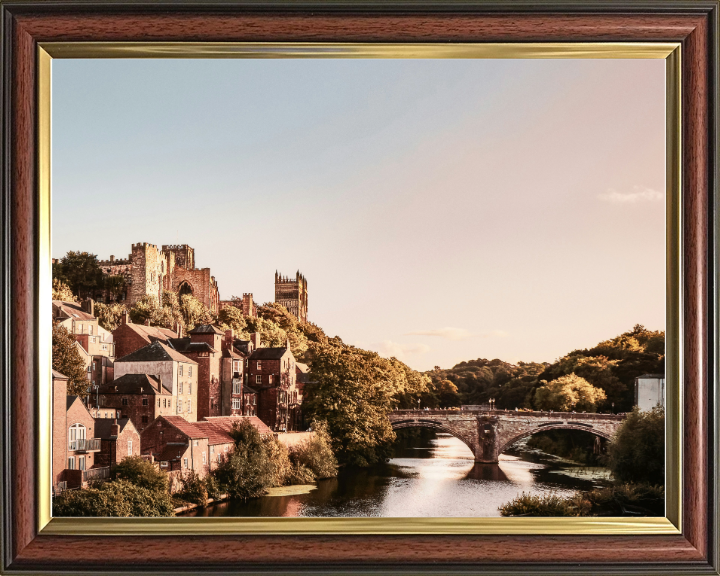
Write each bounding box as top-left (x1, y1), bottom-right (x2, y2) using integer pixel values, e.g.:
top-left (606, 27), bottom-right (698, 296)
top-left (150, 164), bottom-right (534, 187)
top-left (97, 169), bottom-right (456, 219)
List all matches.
top-left (611, 402), bottom-right (615, 415)
top-left (417, 398), bottom-right (421, 410)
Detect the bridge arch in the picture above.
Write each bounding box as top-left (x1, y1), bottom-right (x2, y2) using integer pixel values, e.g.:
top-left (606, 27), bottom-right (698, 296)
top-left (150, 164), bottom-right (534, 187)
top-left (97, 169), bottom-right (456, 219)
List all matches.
top-left (498, 424), bottom-right (613, 456)
top-left (390, 420), bottom-right (477, 458)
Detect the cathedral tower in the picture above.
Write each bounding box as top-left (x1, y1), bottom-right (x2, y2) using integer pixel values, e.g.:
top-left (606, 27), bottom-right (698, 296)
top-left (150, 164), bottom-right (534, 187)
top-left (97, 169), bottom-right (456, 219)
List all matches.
top-left (274, 271), bottom-right (308, 322)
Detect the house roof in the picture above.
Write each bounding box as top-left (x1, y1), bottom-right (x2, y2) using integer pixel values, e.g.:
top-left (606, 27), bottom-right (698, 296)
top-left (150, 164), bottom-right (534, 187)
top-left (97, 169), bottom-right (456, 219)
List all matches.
top-left (99, 373), bottom-right (171, 395)
top-left (115, 341), bottom-right (196, 365)
top-left (94, 417), bottom-right (135, 438)
top-left (243, 385), bottom-right (258, 395)
top-left (249, 347), bottom-right (292, 360)
top-left (167, 338), bottom-right (217, 354)
top-left (114, 322), bottom-right (177, 346)
top-left (157, 444), bottom-right (185, 462)
top-left (188, 324), bottom-right (224, 335)
top-left (53, 300), bottom-right (95, 321)
top-left (296, 362), bottom-right (309, 373)
top-left (203, 415), bottom-right (273, 436)
top-left (159, 416), bottom-right (234, 445)
top-left (52, 369), bottom-right (69, 380)
top-left (66, 395), bottom-right (82, 411)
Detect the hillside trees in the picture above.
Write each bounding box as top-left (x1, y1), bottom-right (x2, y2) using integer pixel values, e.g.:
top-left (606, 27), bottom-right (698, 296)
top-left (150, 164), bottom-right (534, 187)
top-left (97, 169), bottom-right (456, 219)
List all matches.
top-left (52, 251), bottom-right (105, 299)
top-left (533, 374), bottom-right (607, 412)
top-left (52, 323), bottom-right (89, 397)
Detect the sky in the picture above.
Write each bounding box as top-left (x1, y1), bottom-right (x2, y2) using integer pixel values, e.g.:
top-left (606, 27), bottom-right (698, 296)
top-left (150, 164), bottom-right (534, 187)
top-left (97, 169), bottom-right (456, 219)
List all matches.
top-left (52, 58), bottom-right (666, 371)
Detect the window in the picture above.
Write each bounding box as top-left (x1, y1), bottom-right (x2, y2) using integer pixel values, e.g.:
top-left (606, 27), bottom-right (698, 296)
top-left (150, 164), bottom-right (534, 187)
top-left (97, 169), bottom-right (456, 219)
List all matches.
top-left (193, 440), bottom-right (199, 447)
top-left (189, 366), bottom-right (192, 377)
top-left (157, 399), bottom-right (161, 407)
top-left (142, 416), bottom-right (149, 424)
top-left (268, 375), bottom-right (273, 385)
top-left (68, 457), bottom-right (75, 470)
top-left (233, 381), bottom-right (241, 394)
top-left (224, 445), bottom-right (229, 452)
top-left (256, 375), bottom-right (261, 384)
top-left (68, 423), bottom-right (86, 450)
top-left (122, 398), bottom-right (128, 406)
top-left (183, 458), bottom-right (188, 469)
top-left (217, 454), bottom-right (222, 463)
top-left (78, 456), bottom-right (86, 471)
top-left (127, 440), bottom-right (133, 456)
top-left (88, 325), bottom-right (93, 335)
top-left (233, 361), bottom-right (240, 372)
top-left (101, 344), bottom-right (107, 351)
top-left (177, 401), bottom-right (182, 413)
top-left (179, 382), bottom-right (183, 394)
top-left (76, 324), bottom-right (82, 333)
top-left (257, 361), bottom-right (261, 369)
top-left (210, 445), bottom-right (214, 453)
top-left (142, 398), bottom-right (148, 406)
top-left (253, 396), bottom-right (256, 405)
top-left (232, 398), bottom-right (241, 410)
top-left (202, 452), bottom-right (206, 464)
top-left (188, 383), bottom-right (192, 395)
top-left (179, 365), bottom-right (183, 377)
top-left (188, 399), bottom-right (192, 413)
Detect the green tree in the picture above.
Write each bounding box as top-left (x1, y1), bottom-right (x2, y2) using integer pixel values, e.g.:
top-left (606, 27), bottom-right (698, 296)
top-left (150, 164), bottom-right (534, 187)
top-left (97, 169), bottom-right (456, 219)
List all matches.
top-left (94, 302), bottom-right (127, 332)
top-left (103, 274), bottom-right (127, 303)
top-left (533, 373), bottom-right (607, 412)
top-left (52, 251), bottom-right (105, 298)
top-left (436, 379), bottom-right (461, 407)
top-left (128, 294), bottom-right (161, 326)
top-left (303, 341), bottom-right (400, 467)
top-left (607, 406), bottom-right (664, 485)
top-left (179, 294), bottom-right (214, 331)
top-left (52, 323), bottom-right (89, 397)
top-left (52, 278), bottom-right (77, 302)
top-left (217, 305), bottom-right (247, 334)
top-left (112, 455), bottom-right (169, 492)
top-left (290, 420), bottom-right (338, 479)
top-left (52, 479), bottom-right (174, 517)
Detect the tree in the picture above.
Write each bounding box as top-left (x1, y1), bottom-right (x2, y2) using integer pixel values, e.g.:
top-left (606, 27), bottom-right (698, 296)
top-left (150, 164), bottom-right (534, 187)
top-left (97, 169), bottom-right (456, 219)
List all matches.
top-left (290, 420), bottom-right (338, 479)
top-left (128, 295), bottom-right (161, 326)
top-left (113, 455), bottom-right (169, 492)
top-left (52, 479), bottom-right (174, 517)
top-left (217, 305), bottom-right (247, 334)
top-left (302, 341), bottom-right (400, 467)
top-left (179, 294), bottom-right (214, 331)
top-left (52, 278), bottom-right (77, 302)
top-left (103, 274), bottom-right (127, 303)
top-left (607, 406), bottom-right (664, 485)
top-left (213, 420), bottom-right (276, 500)
top-left (436, 379), bottom-right (461, 407)
top-left (94, 302), bottom-right (127, 332)
top-left (52, 323), bottom-right (89, 397)
top-left (52, 251), bottom-right (105, 298)
top-left (533, 373), bottom-right (607, 412)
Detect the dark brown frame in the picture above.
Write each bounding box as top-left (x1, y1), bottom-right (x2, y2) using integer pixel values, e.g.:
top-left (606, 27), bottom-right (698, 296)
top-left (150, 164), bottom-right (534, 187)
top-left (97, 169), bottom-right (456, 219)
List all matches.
top-left (1, 2), bottom-right (718, 574)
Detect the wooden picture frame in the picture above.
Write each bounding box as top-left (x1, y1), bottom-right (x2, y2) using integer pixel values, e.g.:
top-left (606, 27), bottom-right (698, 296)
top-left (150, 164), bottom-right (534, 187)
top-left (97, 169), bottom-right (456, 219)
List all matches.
top-left (1, 1), bottom-right (718, 573)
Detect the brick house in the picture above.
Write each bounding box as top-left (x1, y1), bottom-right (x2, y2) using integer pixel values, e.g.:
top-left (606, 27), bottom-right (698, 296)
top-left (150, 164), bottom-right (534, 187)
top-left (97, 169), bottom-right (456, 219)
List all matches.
top-left (140, 416), bottom-right (233, 478)
top-left (112, 311), bottom-right (179, 360)
top-left (94, 417), bottom-right (141, 467)
top-left (91, 373), bottom-right (174, 432)
top-left (247, 342), bottom-right (300, 432)
top-left (113, 341), bottom-right (198, 423)
top-left (168, 324), bottom-right (224, 421)
top-left (53, 299), bottom-right (115, 387)
top-left (64, 396), bottom-right (102, 489)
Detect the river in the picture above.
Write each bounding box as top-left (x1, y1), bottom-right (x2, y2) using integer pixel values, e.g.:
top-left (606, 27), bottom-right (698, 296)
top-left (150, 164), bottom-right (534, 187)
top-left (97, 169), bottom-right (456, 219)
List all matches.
top-left (185, 430), bottom-right (610, 517)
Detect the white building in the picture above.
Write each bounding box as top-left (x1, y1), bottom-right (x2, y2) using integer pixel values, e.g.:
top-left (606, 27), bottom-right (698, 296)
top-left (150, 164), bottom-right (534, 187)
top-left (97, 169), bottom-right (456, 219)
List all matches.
top-left (634, 374), bottom-right (665, 412)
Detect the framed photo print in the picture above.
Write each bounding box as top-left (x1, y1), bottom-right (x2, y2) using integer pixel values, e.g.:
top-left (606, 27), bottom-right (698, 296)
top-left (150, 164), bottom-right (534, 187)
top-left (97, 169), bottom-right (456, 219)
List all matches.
top-left (0, 1), bottom-right (717, 574)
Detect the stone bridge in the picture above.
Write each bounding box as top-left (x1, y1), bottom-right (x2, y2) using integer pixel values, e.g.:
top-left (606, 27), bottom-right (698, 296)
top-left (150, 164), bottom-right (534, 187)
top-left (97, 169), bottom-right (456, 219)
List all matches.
top-left (388, 409), bottom-right (626, 463)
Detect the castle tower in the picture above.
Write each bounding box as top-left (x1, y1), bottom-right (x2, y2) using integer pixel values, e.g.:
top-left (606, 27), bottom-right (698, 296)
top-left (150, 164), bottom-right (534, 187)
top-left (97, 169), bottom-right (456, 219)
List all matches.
top-left (161, 244), bottom-right (195, 270)
top-left (129, 242), bottom-right (164, 306)
top-left (274, 271), bottom-right (308, 322)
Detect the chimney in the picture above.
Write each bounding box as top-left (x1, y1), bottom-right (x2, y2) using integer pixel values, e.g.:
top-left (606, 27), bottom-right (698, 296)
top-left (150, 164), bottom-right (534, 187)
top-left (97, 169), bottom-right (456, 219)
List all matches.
top-left (250, 332), bottom-right (261, 349)
top-left (121, 311), bottom-right (129, 325)
top-left (83, 298), bottom-right (95, 318)
top-left (286, 337), bottom-right (291, 350)
top-left (224, 329), bottom-right (234, 350)
top-left (111, 418), bottom-right (120, 437)
top-left (144, 319), bottom-right (151, 326)
top-left (110, 255), bottom-right (115, 262)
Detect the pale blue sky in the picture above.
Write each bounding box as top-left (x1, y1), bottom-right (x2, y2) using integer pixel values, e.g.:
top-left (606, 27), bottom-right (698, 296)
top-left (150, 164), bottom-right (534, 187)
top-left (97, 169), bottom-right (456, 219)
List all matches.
top-left (52, 58), bottom-right (666, 371)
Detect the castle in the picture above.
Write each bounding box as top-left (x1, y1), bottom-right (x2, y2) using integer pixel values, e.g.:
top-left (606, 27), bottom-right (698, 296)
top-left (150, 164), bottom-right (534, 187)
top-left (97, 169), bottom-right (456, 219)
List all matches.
top-left (99, 243), bottom-right (219, 313)
top-left (274, 271), bottom-right (308, 323)
top-left (98, 242), bottom-right (308, 322)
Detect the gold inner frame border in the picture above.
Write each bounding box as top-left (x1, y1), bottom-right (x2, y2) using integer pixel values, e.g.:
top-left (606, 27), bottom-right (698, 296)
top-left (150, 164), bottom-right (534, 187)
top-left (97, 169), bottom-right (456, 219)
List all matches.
top-left (37, 41), bottom-right (682, 536)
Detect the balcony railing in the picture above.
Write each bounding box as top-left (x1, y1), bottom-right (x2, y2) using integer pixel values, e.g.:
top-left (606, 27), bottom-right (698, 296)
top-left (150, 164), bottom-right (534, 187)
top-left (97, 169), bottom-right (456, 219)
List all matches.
top-left (68, 438), bottom-right (101, 452)
top-left (83, 466), bottom-right (110, 482)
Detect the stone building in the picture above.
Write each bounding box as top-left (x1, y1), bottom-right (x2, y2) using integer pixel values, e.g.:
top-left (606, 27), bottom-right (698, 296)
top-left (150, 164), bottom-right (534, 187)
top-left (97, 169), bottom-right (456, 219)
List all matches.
top-left (112, 311), bottom-right (179, 360)
top-left (247, 342), bottom-right (300, 432)
top-left (98, 242), bottom-right (220, 313)
top-left (53, 299), bottom-right (115, 387)
top-left (92, 373), bottom-right (175, 432)
top-left (113, 341), bottom-right (198, 424)
top-left (218, 293), bottom-right (257, 318)
top-left (168, 325), bottom-right (224, 421)
top-left (94, 417), bottom-right (141, 468)
top-left (275, 271), bottom-right (308, 322)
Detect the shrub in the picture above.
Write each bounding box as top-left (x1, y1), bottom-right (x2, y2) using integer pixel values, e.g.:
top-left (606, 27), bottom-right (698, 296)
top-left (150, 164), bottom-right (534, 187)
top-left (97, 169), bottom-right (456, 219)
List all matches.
top-left (205, 475), bottom-right (222, 499)
top-left (607, 406), bottom-right (664, 485)
top-left (177, 471), bottom-right (208, 506)
top-left (113, 456), bottom-right (169, 492)
top-left (264, 436), bottom-right (294, 487)
top-left (286, 462), bottom-right (316, 485)
top-left (290, 420), bottom-right (338, 479)
top-left (499, 492), bottom-right (585, 517)
top-left (53, 479), bottom-right (175, 517)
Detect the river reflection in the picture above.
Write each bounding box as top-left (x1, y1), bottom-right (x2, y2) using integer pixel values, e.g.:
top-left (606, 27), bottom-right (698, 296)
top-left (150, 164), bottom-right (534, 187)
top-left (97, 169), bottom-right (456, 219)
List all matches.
top-left (187, 431), bottom-right (606, 518)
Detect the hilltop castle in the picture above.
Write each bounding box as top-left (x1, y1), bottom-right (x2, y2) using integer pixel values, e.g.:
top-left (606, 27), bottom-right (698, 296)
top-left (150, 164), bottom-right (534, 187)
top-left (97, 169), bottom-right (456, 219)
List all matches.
top-left (98, 242), bottom-right (308, 322)
top-left (274, 271), bottom-right (308, 323)
top-left (99, 243), bottom-right (220, 313)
